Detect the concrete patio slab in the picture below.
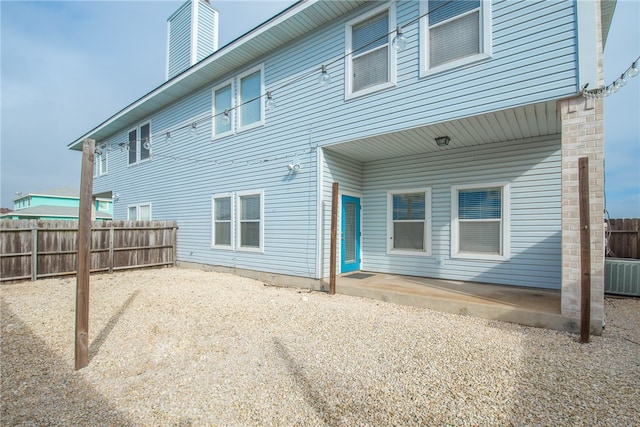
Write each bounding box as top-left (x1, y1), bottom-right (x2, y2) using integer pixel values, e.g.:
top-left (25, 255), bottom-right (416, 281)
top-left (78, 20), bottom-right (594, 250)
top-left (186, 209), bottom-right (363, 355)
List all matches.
top-left (337, 272), bottom-right (597, 335)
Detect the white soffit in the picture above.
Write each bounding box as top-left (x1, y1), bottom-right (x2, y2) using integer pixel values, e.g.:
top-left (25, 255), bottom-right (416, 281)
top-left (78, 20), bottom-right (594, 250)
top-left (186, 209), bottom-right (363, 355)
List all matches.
top-left (324, 101), bottom-right (561, 163)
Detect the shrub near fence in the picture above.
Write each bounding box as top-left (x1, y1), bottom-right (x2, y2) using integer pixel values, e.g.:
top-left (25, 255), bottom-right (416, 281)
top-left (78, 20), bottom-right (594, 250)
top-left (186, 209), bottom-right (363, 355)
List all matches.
top-left (607, 218), bottom-right (640, 260)
top-left (0, 220), bottom-right (178, 283)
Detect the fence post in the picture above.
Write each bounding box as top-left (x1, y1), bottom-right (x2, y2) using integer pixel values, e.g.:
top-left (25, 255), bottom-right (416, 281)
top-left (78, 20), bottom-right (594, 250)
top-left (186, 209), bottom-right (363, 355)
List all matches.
top-left (108, 226), bottom-right (114, 273)
top-left (172, 226), bottom-right (178, 266)
top-left (31, 227), bottom-right (38, 281)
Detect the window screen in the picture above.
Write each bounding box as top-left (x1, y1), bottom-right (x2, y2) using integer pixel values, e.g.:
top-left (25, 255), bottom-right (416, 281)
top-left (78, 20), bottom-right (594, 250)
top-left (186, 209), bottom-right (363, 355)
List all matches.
top-left (214, 197), bottom-right (231, 246)
top-left (458, 188), bottom-right (502, 255)
top-left (392, 192), bottom-right (426, 251)
top-left (138, 204), bottom-right (151, 221)
top-left (240, 71), bottom-right (261, 127)
top-left (128, 129), bottom-right (137, 165)
top-left (351, 11), bottom-right (389, 93)
top-left (140, 123), bottom-right (150, 161)
top-left (214, 84), bottom-right (232, 135)
top-left (240, 194), bottom-right (260, 248)
top-left (428, 0), bottom-right (481, 68)
top-left (99, 151), bottom-right (107, 175)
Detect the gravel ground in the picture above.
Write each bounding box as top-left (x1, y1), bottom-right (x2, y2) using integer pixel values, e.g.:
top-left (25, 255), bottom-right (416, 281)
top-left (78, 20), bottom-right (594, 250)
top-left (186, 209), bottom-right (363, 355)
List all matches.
top-left (1, 267), bottom-right (639, 426)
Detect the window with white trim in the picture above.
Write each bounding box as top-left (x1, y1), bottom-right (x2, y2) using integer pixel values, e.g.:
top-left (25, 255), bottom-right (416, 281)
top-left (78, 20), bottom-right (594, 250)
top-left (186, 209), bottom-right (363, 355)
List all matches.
top-left (210, 65), bottom-right (264, 138)
top-left (99, 149), bottom-right (108, 175)
top-left (127, 203), bottom-right (152, 221)
top-left (238, 192), bottom-right (262, 250)
top-left (212, 80), bottom-right (234, 138)
top-left (211, 190), bottom-right (264, 252)
top-left (419, 0), bottom-right (491, 76)
top-left (238, 66), bottom-right (264, 131)
top-left (346, 4), bottom-right (396, 98)
top-left (212, 194), bottom-right (233, 248)
top-left (94, 146), bottom-right (107, 177)
top-left (451, 183), bottom-right (510, 260)
top-left (128, 122), bottom-right (151, 165)
top-left (387, 189), bottom-right (431, 255)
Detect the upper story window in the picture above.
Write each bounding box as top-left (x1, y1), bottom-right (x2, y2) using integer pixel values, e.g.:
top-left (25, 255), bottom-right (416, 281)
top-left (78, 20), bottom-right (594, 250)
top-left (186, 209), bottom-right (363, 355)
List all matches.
top-left (99, 150), bottom-right (108, 175)
top-left (128, 122), bottom-right (151, 165)
top-left (238, 67), bottom-right (264, 131)
top-left (346, 4), bottom-right (397, 99)
top-left (94, 145), bottom-right (107, 177)
top-left (387, 189), bottom-right (432, 255)
top-left (420, 0), bottom-right (491, 76)
top-left (211, 65), bottom-right (264, 138)
top-left (451, 182), bottom-right (510, 261)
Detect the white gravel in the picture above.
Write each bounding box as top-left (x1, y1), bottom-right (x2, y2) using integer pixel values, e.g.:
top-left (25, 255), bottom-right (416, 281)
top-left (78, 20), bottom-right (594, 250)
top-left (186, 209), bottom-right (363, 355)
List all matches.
top-left (2, 267), bottom-right (639, 426)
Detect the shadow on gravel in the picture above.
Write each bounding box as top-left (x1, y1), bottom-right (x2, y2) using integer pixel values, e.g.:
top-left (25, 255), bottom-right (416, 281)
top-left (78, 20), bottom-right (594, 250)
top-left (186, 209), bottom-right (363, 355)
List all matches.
top-left (273, 338), bottom-right (342, 426)
top-left (89, 290), bottom-right (140, 359)
top-left (0, 300), bottom-right (131, 425)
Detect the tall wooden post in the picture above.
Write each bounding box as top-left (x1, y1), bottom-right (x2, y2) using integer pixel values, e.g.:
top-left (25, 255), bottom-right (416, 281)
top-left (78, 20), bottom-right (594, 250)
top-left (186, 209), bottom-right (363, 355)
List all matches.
top-left (76, 138), bottom-right (95, 369)
top-left (578, 157), bottom-right (591, 343)
top-left (329, 182), bottom-right (339, 295)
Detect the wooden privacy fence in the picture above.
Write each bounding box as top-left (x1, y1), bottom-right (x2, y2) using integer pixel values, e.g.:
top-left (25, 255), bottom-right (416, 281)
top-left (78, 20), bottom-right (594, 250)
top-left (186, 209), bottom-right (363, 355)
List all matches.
top-left (607, 218), bottom-right (639, 260)
top-left (1, 220), bottom-right (178, 283)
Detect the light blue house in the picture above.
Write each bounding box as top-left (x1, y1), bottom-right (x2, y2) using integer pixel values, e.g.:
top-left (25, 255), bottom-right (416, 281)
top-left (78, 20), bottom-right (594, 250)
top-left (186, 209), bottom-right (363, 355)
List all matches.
top-left (4, 188), bottom-right (113, 221)
top-left (69, 0), bottom-right (616, 332)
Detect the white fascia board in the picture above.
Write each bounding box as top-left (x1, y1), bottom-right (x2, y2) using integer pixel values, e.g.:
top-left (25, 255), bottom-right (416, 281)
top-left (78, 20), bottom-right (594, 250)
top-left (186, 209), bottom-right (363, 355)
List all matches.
top-left (576, 0), bottom-right (599, 91)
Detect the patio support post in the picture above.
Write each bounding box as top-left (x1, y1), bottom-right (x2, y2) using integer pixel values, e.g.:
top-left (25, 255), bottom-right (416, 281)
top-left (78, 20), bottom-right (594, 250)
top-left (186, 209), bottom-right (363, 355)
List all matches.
top-left (75, 138), bottom-right (94, 370)
top-left (579, 157), bottom-right (591, 343)
top-left (330, 182), bottom-right (338, 295)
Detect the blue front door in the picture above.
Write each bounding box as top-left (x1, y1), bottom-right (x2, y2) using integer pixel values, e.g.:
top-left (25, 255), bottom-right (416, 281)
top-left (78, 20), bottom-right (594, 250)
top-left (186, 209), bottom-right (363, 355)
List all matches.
top-left (341, 195), bottom-right (361, 273)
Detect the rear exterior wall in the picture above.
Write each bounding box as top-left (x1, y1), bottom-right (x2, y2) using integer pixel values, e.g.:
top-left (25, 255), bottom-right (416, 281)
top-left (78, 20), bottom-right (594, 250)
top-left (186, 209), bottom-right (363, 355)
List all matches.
top-left (93, 0), bottom-right (578, 281)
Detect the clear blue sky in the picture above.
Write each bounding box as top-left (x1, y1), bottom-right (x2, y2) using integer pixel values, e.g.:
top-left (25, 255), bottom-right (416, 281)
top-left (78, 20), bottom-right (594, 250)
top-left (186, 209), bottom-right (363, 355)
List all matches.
top-left (1, 0), bottom-right (639, 217)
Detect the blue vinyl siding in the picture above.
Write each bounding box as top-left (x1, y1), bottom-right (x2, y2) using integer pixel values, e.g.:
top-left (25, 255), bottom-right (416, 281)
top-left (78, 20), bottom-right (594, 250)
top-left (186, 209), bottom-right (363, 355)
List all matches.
top-left (92, 1), bottom-right (577, 283)
top-left (358, 136), bottom-right (561, 289)
top-left (167, 2), bottom-right (192, 79)
top-left (196, 0), bottom-right (217, 61)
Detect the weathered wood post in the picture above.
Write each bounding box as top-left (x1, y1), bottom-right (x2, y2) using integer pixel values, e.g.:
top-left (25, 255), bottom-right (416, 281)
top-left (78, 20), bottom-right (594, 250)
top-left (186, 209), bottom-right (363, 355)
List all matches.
top-left (76, 138), bottom-right (95, 369)
top-left (330, 182), bottom-right (339, 295)
top-left (579, 157), bottom-right (591, 343)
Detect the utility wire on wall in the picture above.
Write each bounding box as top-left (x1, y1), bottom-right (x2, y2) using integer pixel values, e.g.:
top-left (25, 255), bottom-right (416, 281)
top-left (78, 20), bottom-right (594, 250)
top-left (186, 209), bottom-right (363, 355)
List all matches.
top-left (95, 0), bottom-right (455, 156)
top-left (582, 57), bottom-right (640, 99)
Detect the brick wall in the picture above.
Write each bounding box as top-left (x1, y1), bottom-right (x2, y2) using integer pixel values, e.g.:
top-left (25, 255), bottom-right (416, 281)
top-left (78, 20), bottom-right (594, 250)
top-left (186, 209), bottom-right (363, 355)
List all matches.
top-left (560, 0), bottom-right (605, 331)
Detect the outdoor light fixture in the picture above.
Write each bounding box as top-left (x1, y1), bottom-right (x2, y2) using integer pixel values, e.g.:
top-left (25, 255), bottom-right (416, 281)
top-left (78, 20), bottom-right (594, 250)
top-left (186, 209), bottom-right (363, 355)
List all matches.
top-left (318, 65), bottom-right (331, 87)
top-left (222, 109), bottom-right (230, 124)
top-left (287, 163), bottom-right (302, 172)
top-left (265, 91), bottom-right (276, 111)
top-left (435, 136), bottom-right (450, 147)
top-left (165, 131), bottom-right (173, 144)
top-left (392, 26), bottom-right (407, 51)
top-left (190, 122), bottom-right (198, 137)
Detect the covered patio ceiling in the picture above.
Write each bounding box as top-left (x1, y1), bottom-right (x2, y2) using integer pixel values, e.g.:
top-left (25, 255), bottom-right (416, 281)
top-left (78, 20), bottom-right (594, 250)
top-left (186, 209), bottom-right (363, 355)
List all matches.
top-left (324, 100), bottom-right (561, 163)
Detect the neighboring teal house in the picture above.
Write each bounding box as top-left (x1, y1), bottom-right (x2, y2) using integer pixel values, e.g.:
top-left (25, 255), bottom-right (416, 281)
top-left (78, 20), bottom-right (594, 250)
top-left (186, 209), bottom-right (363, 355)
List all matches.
top-left (3, 188), bottom-right (113, 220)
top-left (69, 0), bottom-right (618, 333)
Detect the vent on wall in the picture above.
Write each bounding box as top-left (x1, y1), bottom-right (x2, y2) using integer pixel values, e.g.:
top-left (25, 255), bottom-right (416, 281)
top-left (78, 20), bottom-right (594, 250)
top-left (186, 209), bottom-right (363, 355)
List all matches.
top-left (605, 258), bottom-right (640, 296)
